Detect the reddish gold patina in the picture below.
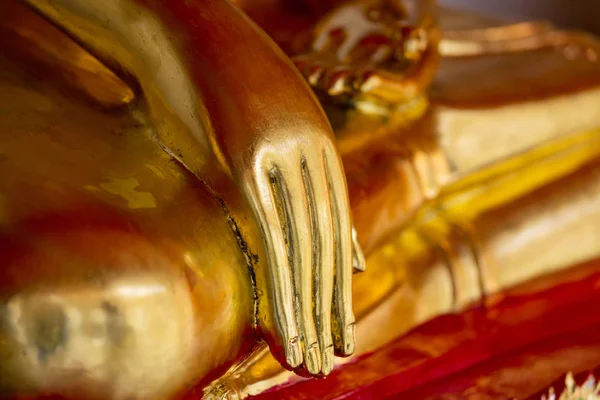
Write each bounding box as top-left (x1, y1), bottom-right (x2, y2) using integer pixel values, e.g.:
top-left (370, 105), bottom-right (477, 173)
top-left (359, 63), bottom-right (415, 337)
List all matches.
top-left (2, 1), bottom-right (600, 399)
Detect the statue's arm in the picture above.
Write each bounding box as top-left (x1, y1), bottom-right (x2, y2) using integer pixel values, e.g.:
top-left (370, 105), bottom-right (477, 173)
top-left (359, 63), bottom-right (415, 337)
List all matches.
top-left (22, 0), bottom-right (365, 375)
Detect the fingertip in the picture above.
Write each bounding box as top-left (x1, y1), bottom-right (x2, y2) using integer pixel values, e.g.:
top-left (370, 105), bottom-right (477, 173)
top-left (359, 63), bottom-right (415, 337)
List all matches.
top-left (286, 337), bottom-right (303, 368)
top-left (306, 343), bottom-right (322, 375)
top-left (343, 323), bottom-right (356, 356)
top-left (321, 344), bottom-right (335, 376)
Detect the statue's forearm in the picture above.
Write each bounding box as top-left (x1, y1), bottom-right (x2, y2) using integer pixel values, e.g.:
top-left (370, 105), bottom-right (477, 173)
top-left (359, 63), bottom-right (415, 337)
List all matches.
top-left (23, 0), bottom-right (332, 178)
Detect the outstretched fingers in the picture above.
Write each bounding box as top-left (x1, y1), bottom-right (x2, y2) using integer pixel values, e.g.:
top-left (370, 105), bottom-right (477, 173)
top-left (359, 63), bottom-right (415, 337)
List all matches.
top-left (246, 143), bottom-right (361, 375)
top-left (302, 155), bottom-right (335, 375)
top-left (245, 167), bottom-right (302, 369)
top-left (324, 148), bottom-right (356, 357)
top-left (271, 162), bottom-right (321, 375)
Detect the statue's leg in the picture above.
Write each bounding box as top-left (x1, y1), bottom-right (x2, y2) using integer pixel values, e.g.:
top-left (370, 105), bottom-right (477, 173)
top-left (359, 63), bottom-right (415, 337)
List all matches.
top-left (0, 9), bottom-right (255, 397)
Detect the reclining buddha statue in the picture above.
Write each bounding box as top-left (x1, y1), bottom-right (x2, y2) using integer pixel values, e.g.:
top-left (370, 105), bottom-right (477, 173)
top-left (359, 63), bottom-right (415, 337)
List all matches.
top-left (1, 0), bottom-right (600, 399)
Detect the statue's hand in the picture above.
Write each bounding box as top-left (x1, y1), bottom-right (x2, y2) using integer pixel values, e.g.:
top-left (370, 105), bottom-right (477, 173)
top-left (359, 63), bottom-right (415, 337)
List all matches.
top-left (22, 0), bottom-right (366, 378)
top-left (240, 130), bottom-right (365, 375)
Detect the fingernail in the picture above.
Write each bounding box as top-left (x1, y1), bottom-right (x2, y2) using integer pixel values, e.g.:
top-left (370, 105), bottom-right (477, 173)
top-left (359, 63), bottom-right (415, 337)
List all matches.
top-left (306, 344), bottom-right (321, 375)
top-left (322, 344), bottom-right (334, 375)
top-left (287, 337), bottom-right (303, 368)
top-left (343, 324), bottom-right (355, 356)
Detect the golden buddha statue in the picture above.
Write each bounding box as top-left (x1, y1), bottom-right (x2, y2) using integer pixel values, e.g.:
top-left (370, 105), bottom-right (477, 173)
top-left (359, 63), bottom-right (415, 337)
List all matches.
top-left (1, 0), bottom-right (600, 399)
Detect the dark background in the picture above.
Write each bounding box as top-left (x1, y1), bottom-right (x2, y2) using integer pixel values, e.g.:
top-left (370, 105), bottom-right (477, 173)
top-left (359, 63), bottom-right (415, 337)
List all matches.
top-left (440, 0), bottom-right (600, 34)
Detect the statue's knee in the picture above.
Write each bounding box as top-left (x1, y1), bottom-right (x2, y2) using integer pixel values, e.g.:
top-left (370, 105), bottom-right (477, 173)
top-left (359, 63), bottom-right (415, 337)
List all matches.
top-left (0, 209), bottom-right (202, 400)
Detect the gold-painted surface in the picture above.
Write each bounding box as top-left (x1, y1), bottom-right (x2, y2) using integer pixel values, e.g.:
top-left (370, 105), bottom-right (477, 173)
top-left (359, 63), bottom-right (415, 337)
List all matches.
top-left (0, 1), bottom-right (134, 109)
top-left (338, 23), bottom-right (600, 254)
top-left (207, 3), bottom-right (600, 396)
top-left (291, 0), bottom-right (439, 106)
top-left (221, 138), bottom-right (600, 397)
top-left (0, 29), bottom-right (255, 400)
top-left (3, 0), bottom-right (600, 399)
top-left (18, 0), bottom-right (366, 380)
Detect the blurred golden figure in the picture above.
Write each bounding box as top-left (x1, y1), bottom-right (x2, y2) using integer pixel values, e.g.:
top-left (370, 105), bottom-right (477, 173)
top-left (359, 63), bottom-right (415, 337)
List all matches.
top-left (1, 0), bottom-right (600, 399)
